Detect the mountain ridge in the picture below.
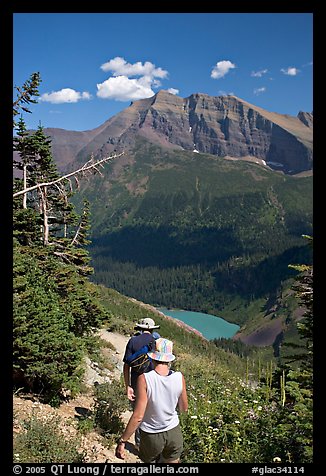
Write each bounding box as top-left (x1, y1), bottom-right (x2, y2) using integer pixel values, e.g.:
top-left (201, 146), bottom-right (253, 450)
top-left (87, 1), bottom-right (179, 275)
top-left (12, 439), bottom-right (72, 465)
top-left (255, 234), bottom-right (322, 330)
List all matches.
top-left (44, 91), bottom-right (313, 175)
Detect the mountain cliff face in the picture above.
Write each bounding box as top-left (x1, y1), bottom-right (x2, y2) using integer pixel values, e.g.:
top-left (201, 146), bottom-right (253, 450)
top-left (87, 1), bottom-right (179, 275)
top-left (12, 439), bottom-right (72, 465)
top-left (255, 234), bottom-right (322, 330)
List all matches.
top-left (46, 91), bottom-right (313, 175)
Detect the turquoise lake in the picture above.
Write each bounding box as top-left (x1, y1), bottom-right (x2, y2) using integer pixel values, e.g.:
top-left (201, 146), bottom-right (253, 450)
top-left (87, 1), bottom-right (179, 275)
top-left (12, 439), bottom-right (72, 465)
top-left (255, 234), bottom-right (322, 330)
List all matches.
top-left (157, 308), bottom-right (240, 340)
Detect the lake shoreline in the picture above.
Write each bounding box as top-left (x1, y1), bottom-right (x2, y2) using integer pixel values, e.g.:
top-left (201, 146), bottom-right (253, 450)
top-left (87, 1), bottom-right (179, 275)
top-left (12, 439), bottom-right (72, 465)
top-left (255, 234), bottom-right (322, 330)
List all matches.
top-left (127, 297), bottom-right (240, 341)
top-left (156, 309), bottom-right (208, 340)
top-left (157, 307), bottom-right (240, 341)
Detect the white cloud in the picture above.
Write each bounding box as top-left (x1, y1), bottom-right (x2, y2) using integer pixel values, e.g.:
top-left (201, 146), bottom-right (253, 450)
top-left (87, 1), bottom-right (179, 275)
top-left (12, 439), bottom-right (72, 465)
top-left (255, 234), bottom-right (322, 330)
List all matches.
top-left (100, 56), bottom-right (168, 79)
top-left (96, 75), bottom-right (155, 101)
top-left (281, 67), bottom-right (300, 76)
top-left (167, 88), bottom-right (179, 95)
top-left (211, 60), bottom-right (236, 79)
top-left (97, 56), bottom-right (169, 101)
top-left (40, 88), bottom-right (92, 104)
top-left (251, 69), bottom-right (268, 77)
top-left (253, 87), bottom-right (266, 95)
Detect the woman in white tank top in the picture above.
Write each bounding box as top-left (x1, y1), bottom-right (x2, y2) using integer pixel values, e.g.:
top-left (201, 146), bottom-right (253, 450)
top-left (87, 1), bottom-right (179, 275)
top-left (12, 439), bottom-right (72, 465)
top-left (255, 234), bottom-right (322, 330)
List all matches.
top-left (115, 338), bottom-right (188, 463)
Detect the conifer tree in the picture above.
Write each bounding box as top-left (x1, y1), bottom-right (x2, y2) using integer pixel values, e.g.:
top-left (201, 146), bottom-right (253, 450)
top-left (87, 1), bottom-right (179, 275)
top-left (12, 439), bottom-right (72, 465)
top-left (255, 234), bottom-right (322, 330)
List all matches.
top-left (13, 116), bottom-right (34, 209)
top-left (13, 242), bottom-right (84, 402)
top-left (267, 236), bottom-right (313, 462)
top-left (13, 72), bottom-right (41, 126)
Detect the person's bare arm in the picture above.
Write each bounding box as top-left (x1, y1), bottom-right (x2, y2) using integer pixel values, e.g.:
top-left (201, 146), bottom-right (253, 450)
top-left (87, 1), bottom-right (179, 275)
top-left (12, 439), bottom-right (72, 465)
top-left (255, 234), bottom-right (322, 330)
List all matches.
top-left (123, 362), bottom-right (135, 401)
top-left (115, 374), bottom-right (148, 459)
top-left (177, 374), bottom-right (188, 413)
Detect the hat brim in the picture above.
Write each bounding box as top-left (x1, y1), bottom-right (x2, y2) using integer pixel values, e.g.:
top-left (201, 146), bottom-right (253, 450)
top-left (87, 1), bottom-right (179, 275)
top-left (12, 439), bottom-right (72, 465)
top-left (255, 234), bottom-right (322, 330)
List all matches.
top-left (147, 351), bottom-right (175, 362)
top-left (135, 324), bottom-right (160, 329)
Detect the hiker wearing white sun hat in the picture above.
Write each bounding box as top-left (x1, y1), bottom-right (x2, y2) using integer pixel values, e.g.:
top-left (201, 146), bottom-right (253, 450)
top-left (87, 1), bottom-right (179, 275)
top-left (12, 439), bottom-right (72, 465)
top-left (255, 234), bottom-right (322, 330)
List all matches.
top-left (134, 317), bottom-right (160, 330)
top-left (116, 338), bottom-right (188, 463)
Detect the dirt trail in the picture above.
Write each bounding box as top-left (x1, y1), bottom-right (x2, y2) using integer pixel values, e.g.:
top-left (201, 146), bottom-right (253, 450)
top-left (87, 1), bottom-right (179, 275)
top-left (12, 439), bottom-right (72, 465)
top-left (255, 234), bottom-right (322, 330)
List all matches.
top-left (99, 329), bottom-right (129, 357)
top-left (96, 329), bottom-right (141, 463)
top-left (13, 329), bottom-right (141, 463)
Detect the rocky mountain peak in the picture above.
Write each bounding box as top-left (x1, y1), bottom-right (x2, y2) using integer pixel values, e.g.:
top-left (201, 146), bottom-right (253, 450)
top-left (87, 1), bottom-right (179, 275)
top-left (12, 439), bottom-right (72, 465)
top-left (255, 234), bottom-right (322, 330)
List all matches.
top-left (148, 90), bottom-right (185, 110)
top-left (297, 111), bottom-right (313, 128)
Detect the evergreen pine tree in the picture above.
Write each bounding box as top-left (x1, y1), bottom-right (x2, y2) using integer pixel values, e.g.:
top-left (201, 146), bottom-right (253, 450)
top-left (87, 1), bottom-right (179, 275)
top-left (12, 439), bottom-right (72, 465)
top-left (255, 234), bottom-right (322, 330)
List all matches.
top-left (13, 72), bottom-right (41, 126)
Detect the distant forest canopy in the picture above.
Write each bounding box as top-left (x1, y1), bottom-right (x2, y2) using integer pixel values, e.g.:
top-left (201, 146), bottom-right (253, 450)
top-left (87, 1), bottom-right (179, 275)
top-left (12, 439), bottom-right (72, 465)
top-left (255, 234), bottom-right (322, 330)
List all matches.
top-left (89, 244), bottom-right (311, 325)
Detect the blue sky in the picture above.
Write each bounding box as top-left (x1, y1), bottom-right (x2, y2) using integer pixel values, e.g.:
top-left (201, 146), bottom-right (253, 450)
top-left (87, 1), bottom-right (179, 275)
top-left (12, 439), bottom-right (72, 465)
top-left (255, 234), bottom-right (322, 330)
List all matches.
top-left (13, 13), bottom-right (313, 132)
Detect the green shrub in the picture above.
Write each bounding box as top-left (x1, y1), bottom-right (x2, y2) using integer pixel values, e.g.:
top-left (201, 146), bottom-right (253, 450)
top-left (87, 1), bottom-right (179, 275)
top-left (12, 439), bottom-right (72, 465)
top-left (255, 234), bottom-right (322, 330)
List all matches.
top-left (93, 379), bottom-right (129, 445)
top-left (13, 414), bottom-right (85, 463)
top-left (76, 414), bottom-right (95, 435)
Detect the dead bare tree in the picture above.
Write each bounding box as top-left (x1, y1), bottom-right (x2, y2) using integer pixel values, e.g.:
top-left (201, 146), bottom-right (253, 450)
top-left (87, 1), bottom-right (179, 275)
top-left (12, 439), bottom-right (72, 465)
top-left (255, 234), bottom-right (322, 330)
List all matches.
top-left (13, 153), bottom-right (122, 199)
top-left (13, 152), bottom-right (124, 246)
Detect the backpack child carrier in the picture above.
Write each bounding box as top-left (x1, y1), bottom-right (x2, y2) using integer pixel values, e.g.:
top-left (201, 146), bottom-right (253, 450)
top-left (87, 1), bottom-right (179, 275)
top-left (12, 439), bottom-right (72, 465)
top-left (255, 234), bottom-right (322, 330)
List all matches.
top-left (125, 342), bottom-right (154, 374)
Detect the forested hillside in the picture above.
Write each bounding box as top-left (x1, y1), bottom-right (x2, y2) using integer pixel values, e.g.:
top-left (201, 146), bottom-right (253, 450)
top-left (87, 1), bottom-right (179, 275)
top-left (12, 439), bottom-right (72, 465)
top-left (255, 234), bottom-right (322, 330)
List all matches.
top-left (68, 138), bottom-right (313, 348)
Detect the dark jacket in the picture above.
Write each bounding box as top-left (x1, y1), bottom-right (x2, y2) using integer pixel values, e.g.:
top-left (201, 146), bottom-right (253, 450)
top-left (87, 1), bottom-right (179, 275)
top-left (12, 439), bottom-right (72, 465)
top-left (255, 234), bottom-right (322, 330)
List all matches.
top-left (123, 332), bottom-right (156, 390)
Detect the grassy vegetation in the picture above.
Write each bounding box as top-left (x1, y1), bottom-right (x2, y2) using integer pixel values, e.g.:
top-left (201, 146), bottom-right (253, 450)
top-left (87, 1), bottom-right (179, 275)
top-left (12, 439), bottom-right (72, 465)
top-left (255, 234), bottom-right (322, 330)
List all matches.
top-left (96, 283), bottom-right (312, 463)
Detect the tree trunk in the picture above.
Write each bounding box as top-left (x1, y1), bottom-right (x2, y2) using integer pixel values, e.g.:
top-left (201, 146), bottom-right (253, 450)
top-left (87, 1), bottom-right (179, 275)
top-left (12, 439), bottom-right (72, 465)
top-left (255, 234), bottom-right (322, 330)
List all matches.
top-left (41, 186), bottom-right (49, 245)
top-left (23, 164), bottom-right (27, 209)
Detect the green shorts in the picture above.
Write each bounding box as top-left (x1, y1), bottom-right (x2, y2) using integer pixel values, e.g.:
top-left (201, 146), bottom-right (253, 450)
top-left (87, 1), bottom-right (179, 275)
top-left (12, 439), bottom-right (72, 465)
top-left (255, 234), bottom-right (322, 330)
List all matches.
top-left (139, 424), bottom-right (183, 463)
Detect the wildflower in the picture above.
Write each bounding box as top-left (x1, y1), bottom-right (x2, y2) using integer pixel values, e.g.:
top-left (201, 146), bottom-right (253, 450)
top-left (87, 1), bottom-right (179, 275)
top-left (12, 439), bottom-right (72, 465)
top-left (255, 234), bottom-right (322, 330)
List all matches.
top-left (273, 457), bottom-right (282, 463)
top-left (190, 415), bottom-right (198, 419)
top-left (234, 420), bottom-right (240, 424)
top-left (220, 459), bottom-right (226, 462)
top-left (257, 406), bottom-right (262, 411)
top-left (247, 409), bottom-right (258, 420)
